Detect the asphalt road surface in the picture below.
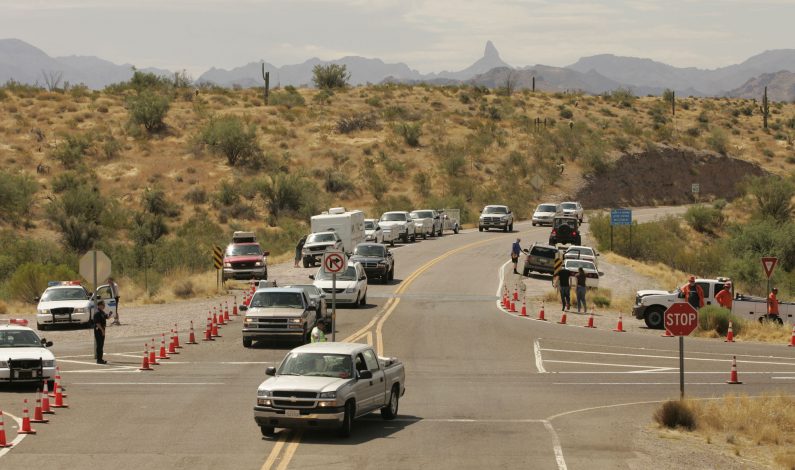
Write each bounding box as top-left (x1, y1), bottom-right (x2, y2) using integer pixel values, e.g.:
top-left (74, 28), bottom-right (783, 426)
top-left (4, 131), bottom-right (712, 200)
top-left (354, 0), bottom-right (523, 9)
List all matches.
top-left (2, 206), bottom-right (794, 470)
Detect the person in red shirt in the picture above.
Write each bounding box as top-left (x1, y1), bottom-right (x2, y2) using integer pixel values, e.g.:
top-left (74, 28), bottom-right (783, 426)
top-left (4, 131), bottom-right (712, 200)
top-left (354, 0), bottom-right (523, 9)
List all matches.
top-left (768, 287), bottom-right (780, 317)
top-left (715, 282), bottom-right (733, 309)
top-left (682, 276), bottom-right (705, 309)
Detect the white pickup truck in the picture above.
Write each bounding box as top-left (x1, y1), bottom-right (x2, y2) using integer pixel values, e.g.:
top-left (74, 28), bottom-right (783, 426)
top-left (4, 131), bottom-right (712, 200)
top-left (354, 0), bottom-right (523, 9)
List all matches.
top-left (633, 277), bottom-right (794, 328)
top-left (253, 342), bottom-right (405, 437)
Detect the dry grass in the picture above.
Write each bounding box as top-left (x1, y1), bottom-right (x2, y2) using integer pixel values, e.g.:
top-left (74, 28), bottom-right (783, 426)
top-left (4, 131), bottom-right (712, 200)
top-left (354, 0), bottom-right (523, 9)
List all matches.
top-left (738, 320), bottom-right (792, 343)
top-left (125, 269), bottom-right (224, 305)
top-left (0, 300), bottom-right (6, 315)
top-left (601, 252), bottom-right (688, 291)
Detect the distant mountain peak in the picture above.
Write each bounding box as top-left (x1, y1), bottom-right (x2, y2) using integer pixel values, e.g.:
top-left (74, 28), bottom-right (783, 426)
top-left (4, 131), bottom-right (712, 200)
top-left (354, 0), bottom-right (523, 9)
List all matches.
top-left (484, 40), bottom-right (500, 60)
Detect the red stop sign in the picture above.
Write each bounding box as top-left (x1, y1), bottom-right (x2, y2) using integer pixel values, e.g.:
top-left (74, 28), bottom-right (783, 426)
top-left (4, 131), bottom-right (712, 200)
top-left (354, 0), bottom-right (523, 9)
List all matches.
top-left (664, 302), bottom-right (699, 336)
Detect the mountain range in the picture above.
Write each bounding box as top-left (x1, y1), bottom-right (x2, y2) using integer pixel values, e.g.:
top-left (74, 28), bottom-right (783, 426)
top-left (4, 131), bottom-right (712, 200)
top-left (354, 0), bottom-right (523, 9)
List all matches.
top-left (1, 38), bottom-right (793, 100)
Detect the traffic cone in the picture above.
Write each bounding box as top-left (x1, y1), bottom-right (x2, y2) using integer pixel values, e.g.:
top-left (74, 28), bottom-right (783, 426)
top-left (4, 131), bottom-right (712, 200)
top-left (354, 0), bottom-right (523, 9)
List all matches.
top-left (232, 297), bottom-right (238, 316)
top-left (173, 323), bottom-right (182, 348)
top-left (211, 317), bottom-right (220, 338)
top-left (167, 331), bottom-right (178, 355)
top-left (510, 298), bottom-right (517, 313)
top-left (212, 309), bottom-right (219, 327)
top-left (613, 313), bottom-right (626, 332)
top-left (149, 341), bottom-right (160, 366)
top-left (788, 325), bottom-right (795, 347)
top-left (218, 306), bottom-right (226, 326)
top-left (725, 321), bottom-right (735, 343)
top-left (726, 356), bottom-right (742, 384)
top-left (538, 301), bottom-right (547, 321)
top-left (585, 307), bottom-right (595, 328)
top-left (31, 390), bottom-right (49, 424)
top-left (558, 311), bottom-right (567, 325)
top-left (158, 333), bottom-right (170, 360)
top-left (520, 297), bottom-right (527, 317)
top-left (0, 410), bottom-right (11, 447)
top-left (140, 344), bottom-right (153, 371)
top-left (41, 382), bottom-right (54, 415)
top-left (49, 367), bottom-right (67, 398)
top-left (18, 399), bottom-right (36, 434)
top-left (187, 321), bottom-right (198, 344)
top-left (203, 317), bottom-right (214, 341)
top-left (513, 287), bottom-right (518, 301)
top-left (661, 328), bottom-right (675, 337)
top-left (224, 302), bottom-right (230, 322)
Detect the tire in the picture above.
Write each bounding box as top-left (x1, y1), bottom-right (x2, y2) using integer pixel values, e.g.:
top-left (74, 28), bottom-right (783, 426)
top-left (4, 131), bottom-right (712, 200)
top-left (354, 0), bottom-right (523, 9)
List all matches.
top-left (381, 385), bottom-right (400, 420)
top-left (260, 426), bottom-right (275, 437)
top-left (388, 266), bottom-right (394, 281)
top-left (479, 226), bottom-right (483, 232)
top-left (242, 337), bottom-right (253, 348)
top-left (423, 231), bottom-right (427, 240)
top-left (532, 222), bottom-right (536, 227)
top-left (454, 225), bottom-right (459, 234)
top-left (301, 329), bottom-right (310, 345)
top-left (37, 323), bottom-right (46, 331)
top-left (644, 306), bottom-right (665, 329)
top-left (302, 258), bottom-right (310, 268)
top-left (390, 239), bottom-right (395, 247)
top-left (509, 223), bottom-right (514, 232)
top-left (353, 293), bottom-right (361, 308)
top-left (339, 401), bottom-right (355, 437)
top-left (523, 267), bottom-right (530, 277)
top-left (400, 232), bottom-right (407, 243)
top-left (262, 267), bottom-right (268, 280)
top-left (360, 291), bottom-right (367, 306)
top-left (411, 233), bottom-right (417, 243)
top-left (503, 225), bottom-right (508, 232)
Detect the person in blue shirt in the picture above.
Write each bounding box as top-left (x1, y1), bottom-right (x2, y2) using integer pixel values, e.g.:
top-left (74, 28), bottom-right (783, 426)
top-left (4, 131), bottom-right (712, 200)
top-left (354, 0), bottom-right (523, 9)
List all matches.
top-left (511, 238), bottom-right (522, 274)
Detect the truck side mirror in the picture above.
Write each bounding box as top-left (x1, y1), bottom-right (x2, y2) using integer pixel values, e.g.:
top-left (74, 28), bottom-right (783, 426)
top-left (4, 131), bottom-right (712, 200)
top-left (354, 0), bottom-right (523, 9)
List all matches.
top-left (309, 275), bottom-right (315, 280)
top-left (263, 250), bottom-right (270, 257)
top-left (265, 367), bottom-right (276, 376)
top-left (240, 305), bottom-right (248, 311)
top-left (357, 370), bottom-right (373, 380)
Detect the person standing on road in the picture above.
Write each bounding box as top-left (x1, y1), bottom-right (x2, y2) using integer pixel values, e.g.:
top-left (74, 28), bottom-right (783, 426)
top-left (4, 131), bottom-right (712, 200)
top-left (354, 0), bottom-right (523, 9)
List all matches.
top-left (555, 267), bottom-right (572, 311)
top-left (574, 267), bottom-right (588, 313)
top-left (511, 238), bottom-right (521, 274)
top-left (715, 282), bottom-right (733, 309)
top-left (94, 300), bottom-right (108, 364)
top-left (311, 318), bottom-right (327, 343)
top-left (295, 234), bottom-right (307, 268)
top-left (107, 277), bottom-right (120, 325)
top-left (768, 287), bottom-right (780, 319)
top-left (682, 276), bottom-right (704, 310)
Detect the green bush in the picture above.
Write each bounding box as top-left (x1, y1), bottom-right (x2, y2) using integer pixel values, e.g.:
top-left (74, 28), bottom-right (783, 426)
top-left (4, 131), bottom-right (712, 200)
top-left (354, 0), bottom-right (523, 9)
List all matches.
top-left (336, 113), bottom-right (379, 134)
top-left (684, 204), bottom-right (724, 233)
top-left (184, 187), bottom-right (207, 204)
top-left (200, 115), bottom-right (262, 166)
top-left (324, 170), bottom-right (356, 195)
top-left (592, 295), bottom-right (611, 308)
top-left (654, 400), bottom-right (696, 430)
top-left (705, 127), bottom-right (729, 154)
top-left (605, 88), bottom-right (635, 108)
top-left (126, 90), bottom-right (170, 133)
top-left (269, 86), bottom-right (305, 108)
top-left (0, 230), bottom-right (72, 284)
top-left (6, 263), bottom-right (79, 303)
top-left (312, 64), bottom-right (350, 89)
top-left (394, 122), bottom-right (422, 147)
top-left (46, 185), bottom-right (106, 252)
top-left (698, 305), bottom-right (744, 337)
top-left (0, 172), bottom-right (37, 226)
top-left (52, 133), bottom-right (93, 169)
top-left (743, 175), bottom-right (794, 223)
top-left (559, 107), bottom-right (573, 119)
top-left (260, 173), bottom-right (324, 219)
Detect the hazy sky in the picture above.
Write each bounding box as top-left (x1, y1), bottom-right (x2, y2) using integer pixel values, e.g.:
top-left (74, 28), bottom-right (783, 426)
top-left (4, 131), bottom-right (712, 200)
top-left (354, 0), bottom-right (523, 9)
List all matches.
top-left (2, 0), bottom-right (793, 76)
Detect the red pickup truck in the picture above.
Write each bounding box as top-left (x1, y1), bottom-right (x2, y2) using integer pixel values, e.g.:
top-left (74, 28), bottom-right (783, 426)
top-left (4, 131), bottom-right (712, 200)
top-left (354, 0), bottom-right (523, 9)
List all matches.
top-left (222, 231), bottom-right (269, 282)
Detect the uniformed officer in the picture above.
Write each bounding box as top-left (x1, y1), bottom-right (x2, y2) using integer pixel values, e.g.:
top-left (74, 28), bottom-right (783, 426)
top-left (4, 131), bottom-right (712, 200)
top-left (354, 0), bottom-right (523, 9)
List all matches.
top-left (94, 300), bottom-right (108, 364)
top-left (311, 318), bottom-right (327, 343)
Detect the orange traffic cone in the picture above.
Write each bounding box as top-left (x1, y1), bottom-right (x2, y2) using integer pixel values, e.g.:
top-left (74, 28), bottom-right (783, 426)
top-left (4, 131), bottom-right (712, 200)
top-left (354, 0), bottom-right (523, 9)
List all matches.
top-left (18, 399), bottom-right (36, 434)
top-left (212, 309), bottom-right (219, 327)
top-left (224, 302), bottom-right (230, 322)
top-left (51, 381), bottom-right (68, 409)
top-left (203, 317), bottom-right (214, 341)
top-left (538, 301), bottom-right (547, 321)
top-left (173, 323), bottom-right (182, 348)
top-left (725, 321), bottom-right (735, 343)
top-left (218, 306), bottom-right (227, 326)
top-left (662, 328), bottom-right (674, 337)
top-left (0, 409), bottom-right (11, 447)
top-left (513, 287), bottom-right (518, 301)
top-left (510, 298), bottom-right (517, 313)
top-left (158, 333), bottom-right (170, 360)
top-left (558, 311), bottom-right (567, 325)
top-left (49, 367), bottom-right (67, 398)
top-left (187, 320), bottom-right (198, 345)
top-left (585, 307), bottom-right (595, 328)
top-left (613, 313), bottom-right (626, 332)
top-left (520, 297), bottom-right (527, 317)
top-left (726, 356), bottom-right (742, 384)
top-left (788, 325), bottom-right (795, 347)
top-left (41, 382), bottom-right (54, 415)
top-left (211, 314), bottom-right (221, 337)
top-left (149, 341), bottom-right (160, 366)
top-left (167, 330), bottom-right (179, 355)
top-left (140, 344), bottom-right (153, 371)
top-left (31, 390), bottom-right (49, 424)
top-left (232, 297), bottom-right (238, 316)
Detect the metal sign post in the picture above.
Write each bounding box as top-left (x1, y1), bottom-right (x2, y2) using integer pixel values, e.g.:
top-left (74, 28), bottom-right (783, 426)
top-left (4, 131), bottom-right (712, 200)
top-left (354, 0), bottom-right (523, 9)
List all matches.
top-left (322, 250), bottom-right (346, 342)
top-left (761, 256), bottom-right (778, 298)
top-left (664, 302), bottom-right (699, 399)
top-left (213, 245), bottom-right (223, 290)
top-left (332, 273), bottom-right (337, 342)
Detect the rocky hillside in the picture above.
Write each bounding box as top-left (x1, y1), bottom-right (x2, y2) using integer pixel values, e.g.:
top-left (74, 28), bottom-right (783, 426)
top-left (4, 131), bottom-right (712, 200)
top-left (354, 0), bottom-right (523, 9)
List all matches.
top-left (728, 71), bottom-right (795, 102)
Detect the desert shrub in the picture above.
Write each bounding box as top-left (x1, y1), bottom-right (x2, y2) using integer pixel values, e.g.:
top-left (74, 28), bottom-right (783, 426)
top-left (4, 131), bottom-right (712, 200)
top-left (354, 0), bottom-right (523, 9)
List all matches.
top-left (199, 115), bottom-right (262, 166)
top-left (394, 122), bottom-right (422, 147)
top-left (365, 96), bottom-right (382, 108)
top-left (102, 137), bottom-right (122, 159)
top-left (380, 153), bottom-right (407, 177)
top-left (324, 170), bottom-right (356, 194)
top-left (46, 185), bottom-right (106, 252)
top-left (214, 179), bottom-right (240, 206)
top-left (413, 172), bottom-right (431, 198)
top-left (705, 127), bottom-right (729, 154)
top-left (743, 175), bottom-right (794, 222)
top-left (126, 90), bottom-right (170, 133)
top-left (172, 279), bottom-right (194, 299)
top-left (269, 86), bottom-right (305, 108)
top-left (184, 187), bottom-right (207, 204)
top-left (684, 204), bottom-right (724, 233)
top-left (142, 187), bottom-right (180, 217)
top-left (312, 89), bottom-right (333, 105)
top-left (131, 211), bottom-right (168, 246)
top-left (592, 294), bottom-right (611, 308)
top-left (336, 113), bottom-right (379, 134)
top-left (722, 220), bottom-right (795, 291)
top-left (129, 71), bottom-right (173, 93)
top-left (5, 263), bottom-right (79, 303)
top-left (312, 64), bottom-right (350, 89)
top-left (698, 305), bottom-right (744, 337)
top-left (0, 172), bottom-right (37, 226)
top-left (372, 195), bottom-right (414, 217)
top-left (259, 173), bottom-right (324, 219)
top-left (0, 231), bottom-right (72, 284)
top-left (51, 171), bottom-right (91, 193)
top-left (51, 133), bottom-right (93, 169)
top-left (559, 107), bottom-right (573, 119)
top-left (605, 88), bottom-right (635, 108)
top-left (654, 400), bottom-right (696, 430)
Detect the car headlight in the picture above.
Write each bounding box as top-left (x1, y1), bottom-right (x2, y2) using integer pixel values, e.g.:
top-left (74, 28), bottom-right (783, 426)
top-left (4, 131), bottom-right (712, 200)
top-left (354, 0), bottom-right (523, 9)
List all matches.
top-left (244, 317), bottom-right (255, 323)
top-left (500, 216), bottom-right (509, 221)
top-left (319, 392), bottom-right (336, 399)
top-left (377, 262), bottom-right (386, 266)
top-left (73, 307), bottom-right (88, 313)
top-left (258, 389), bottom-right (273, 397)
top-left (288, 318), bottom-right (302, 324)
top-left (38, 309), bottom-right (49, 315)
top-left (345, 286), bottom-right (355, 293)
top-left (254, 261), bottom-right (263, 267)
top-left (0, 360), bottom-right (7, 368)
top-left (42, 360), bottom-right (55, 368)
top-left (224, 262), bottom-right (232, 268)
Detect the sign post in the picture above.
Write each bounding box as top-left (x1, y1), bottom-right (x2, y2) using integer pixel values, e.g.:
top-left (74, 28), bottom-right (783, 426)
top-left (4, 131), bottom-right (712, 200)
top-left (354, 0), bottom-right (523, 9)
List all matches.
top-left (213, 245), bottom-right (223, 290)
top-left (761, 256), bottom-right (778, 297)
top-left (610, 208), bottom-right (632, 252)
top-left (664, 302), bottom-right (699, 399)
top-left (322, 250), bottom-right (346, 342)
top-left (79, 250), bottom-right (111, 291)
top-left (691, 183), bottom-right (700, 202)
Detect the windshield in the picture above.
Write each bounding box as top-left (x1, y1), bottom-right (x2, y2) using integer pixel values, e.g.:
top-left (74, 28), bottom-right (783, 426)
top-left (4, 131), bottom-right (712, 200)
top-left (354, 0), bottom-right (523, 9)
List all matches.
top-left (278, 352), bottom-right (354, 378)
top-left (249, 292), bottom-right (304, 308)
top-left (307, 233), bottom-right (337, 243)
top-left (561, 203), bottom-right (577, 210)
top-left (484, 206), bottom-right (508, 214)
top-left (41, 287), bottom-right (88, 302)
top-left (316, 265), bottom-right (358, 281)
top-left (412, 211), bottom-right (434, 219)
top-left (537, 205), bottom-right (558, 212)
top-left (354, 245), bottom-right (385, 257)
top-left (226, 244), bottom-right (262, 256)
top-left (285, 285), bottom-right (319, 296)
top-left (381, 213), bottom-right (406, 222)
top-left (364, 221), bottom-right (375, 230)
top-left (566, 260), bottom-right (596, 270)
top-left (0, 330), bottom-right (42, 348)
top-left (530, 246), bottom-right (558, 257)
top-left (567, 248), bottom-right (594, 257)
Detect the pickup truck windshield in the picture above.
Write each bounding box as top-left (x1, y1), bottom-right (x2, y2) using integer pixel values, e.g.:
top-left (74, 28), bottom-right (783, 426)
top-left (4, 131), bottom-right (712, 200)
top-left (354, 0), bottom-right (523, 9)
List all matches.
top-left (316, 266), bottom-right (358, 281)
top-left (411, 211), bottom-right (434, 219)
top-left (307, 233), bottom-right (337, 243)
top-left (364, 221), bottom-right (376, 230)
top-left (537, 205), bottom-right (558, 212)
top-left (41, 288), bottom-right (88, 302)
top-left (226, 245), bottom-right (262, 256)
top-left (250, 292), bottom-right (304, 308)
top-left (561, 203), bottom-right (577, 210)
top-left (381, 213), bottom-right (406, 222)
top-left (278, 352), bottom-right (354, 378)
top-left (354, 245), bottom-right (385, 257)
top-left (0, 330), bottom-right (42, 348)
top-left (483, 206), bottom-right (508, 214)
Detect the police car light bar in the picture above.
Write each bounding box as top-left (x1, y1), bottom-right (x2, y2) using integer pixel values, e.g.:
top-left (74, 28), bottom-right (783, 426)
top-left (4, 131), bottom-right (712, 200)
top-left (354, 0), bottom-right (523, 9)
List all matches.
top-left (0, 319), bottom-right (30, 326)
top-left (47, 280), bottom-right (82, 287)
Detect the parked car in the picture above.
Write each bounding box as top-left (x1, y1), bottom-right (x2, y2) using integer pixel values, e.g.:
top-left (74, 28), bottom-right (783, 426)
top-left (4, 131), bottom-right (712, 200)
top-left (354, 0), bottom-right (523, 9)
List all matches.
top-left (302, 231), bottom-right (344, 267)
top-left (222, 232), bottom-right (269, 281)
top-left (549, 216), bottom-right (581, 246)
top-left (438, 208), bottom-right (460, 234)
top-left (560, 201), bottom-right (584, 223)
top-left (311, 262), bottom-right (369, 307)
top-left (563, 245), bottom-right (599, 267)
top-left (364, 219), bottom-right (384, 244)
top-left (282, 284), bottom-right (329, 323)
top-left (410, 210), bottom-right (442, 238)
top-left (531, 203), bottom-right (561, 227)
top-left (240, 288), bottom-right (319, 347)
top-left (522, 243), bottom-right (559, 276)
top-left (350, 243), bottom-right (394, 284)
top-left (479, 205), bottom-right (513, 232)
top-left (379, 211), bottom-right (416, 243)
top-left (253, 342), bottom-right (405, 437)
top-left (562, 259), bottom-right (601, 288)
top-left (0, 320), bottom-right (57, 387)
top-left (36, 280), bottom-right (114, 330)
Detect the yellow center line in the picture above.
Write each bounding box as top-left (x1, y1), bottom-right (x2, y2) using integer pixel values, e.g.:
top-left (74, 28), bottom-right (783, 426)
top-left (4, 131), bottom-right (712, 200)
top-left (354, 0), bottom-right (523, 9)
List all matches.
top-left (262, 234), bottom-right (503, 469)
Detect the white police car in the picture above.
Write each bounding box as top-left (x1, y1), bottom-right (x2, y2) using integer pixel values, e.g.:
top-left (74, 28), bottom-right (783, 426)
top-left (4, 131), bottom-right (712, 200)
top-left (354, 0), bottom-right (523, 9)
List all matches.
top-left (0, 319), bottom-right (57, 386)
top-left (35, 281), bottom-right (116, 330)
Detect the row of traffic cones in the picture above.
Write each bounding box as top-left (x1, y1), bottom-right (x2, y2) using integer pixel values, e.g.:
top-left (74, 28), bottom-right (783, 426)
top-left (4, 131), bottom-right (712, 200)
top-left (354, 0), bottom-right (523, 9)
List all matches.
top-left (0, 375), bottom-right (69, 446)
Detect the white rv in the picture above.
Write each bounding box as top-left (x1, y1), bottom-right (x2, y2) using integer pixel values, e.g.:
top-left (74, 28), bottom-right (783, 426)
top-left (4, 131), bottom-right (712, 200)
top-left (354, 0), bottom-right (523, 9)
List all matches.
top-left (310, 208), bottom-right (365, 253)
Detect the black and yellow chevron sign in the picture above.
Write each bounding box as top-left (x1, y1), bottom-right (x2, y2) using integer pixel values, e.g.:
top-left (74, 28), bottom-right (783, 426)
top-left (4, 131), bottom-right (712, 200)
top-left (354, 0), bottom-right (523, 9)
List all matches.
top-left (213, 245), bottom-right (223, 269)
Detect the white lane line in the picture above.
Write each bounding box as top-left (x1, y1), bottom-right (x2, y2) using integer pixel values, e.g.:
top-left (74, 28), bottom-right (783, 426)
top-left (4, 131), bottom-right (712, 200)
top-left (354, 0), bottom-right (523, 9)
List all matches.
top-left (544, 360), bottom-right (673, 370)
top-left (541, 340), bottom-right (795, 361)
top-left (534, 339), bottom-right (547, 374)
top-left (360, 417), bottom-right (545, 423)
top-left (773, 377), bottom-right (795, 380)
top-left (554, 382), bottom-right (726, 385)
top-left (542, 420), bottom-right (568, 470)
top-left (557, 371), bottom-right (790, 375)
top-left (628, 367), bottom-right (677, 373)
top-left (540, 347), bottom-right (795, 367)
top-left (72, 382), bottom-right (225, 385)
top-left (0, 412), bottom-right (26, 458)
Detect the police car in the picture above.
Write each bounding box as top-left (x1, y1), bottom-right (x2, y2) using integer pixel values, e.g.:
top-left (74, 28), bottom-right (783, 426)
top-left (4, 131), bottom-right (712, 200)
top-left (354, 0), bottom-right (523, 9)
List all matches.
top-left (0, 319), bottom-right (57, 386)
top-left (35, 281), bottom-right (116, 330)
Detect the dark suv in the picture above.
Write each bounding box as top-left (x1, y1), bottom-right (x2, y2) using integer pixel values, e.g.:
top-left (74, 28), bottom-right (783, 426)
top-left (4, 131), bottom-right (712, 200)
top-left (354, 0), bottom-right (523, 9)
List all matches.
top-left (549, 216), bottom-right (581, 246)
top-left (523, 243), bottom-right (559, 276)
top-left (349, 243), bottom-right (394, 284)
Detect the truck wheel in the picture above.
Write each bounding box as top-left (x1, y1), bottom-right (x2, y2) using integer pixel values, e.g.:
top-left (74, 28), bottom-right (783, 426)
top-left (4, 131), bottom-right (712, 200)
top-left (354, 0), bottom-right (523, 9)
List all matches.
top-left (423, 231), bottom-right (427, 240)
top-left (479, 226), bottom-right (483, 232)
top-left (389, 266), bottom-right (394, 281)
top-left (262, 267), bottom-right (268, 280)
top-left (339, 401), bottom-right (355, 437)
top-left (400, 233), bottom-right (407, 243)
top-left (381, 385), bottom-right (400, 420)
top-left (523, 267), bottom-right (530, 277)
top-left (242, 337), bottom-right (253, 348)
top-left (509, 223), bottom-right (514, 232)
top-left (644, 307), bottom-right (665, 329)
top-left (503, 225), bottom-right (509, 232)
top-left (390, 239), bottom-right (395, 247)
top-left (454, 225), bottom-right (459, 234)
top-left (360, 291), bottom-right (367, 306)
top-left (260, 426), bottom-right (275, 437)
top-left (302, 258), bottom-right (310, 268)
top-left (37, 323), bottom-right (47, 331)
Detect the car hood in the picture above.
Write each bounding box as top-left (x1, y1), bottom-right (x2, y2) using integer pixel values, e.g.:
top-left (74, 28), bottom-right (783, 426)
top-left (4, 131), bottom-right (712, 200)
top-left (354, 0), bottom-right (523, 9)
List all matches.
top-left (304, 241), bottom-right (336, 249)
top-left (534, 211), bottom-right (556, 217)
top-left (261, 375), bottom-right (353, 393)
top-left (224, 255), bottom-right (263, 262)
top-left (379, 220), bottom-right (407, 227)
top-left (637, 289), bottom-right (671, 298)
top-left (350, 255), bottom-right (385, 263)
top-left (364, 229), bottom-right (377, 235)
top-left (245, 307), bottom-right (305, 318)
top-left (313, 278), bottom-right (358, 289)
top-left (0, 346), bottom-right (55, 361)
top-left (38, 300), bottom-right (91, 310)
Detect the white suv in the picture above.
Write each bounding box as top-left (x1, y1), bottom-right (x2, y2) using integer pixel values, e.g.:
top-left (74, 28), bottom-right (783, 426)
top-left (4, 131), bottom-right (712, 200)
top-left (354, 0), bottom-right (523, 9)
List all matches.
top-left (479, 205), bottom-right (513, 232)
top-left (560, 202), bottom-right (584, 223)
top-left (379, 211), bottom-right (416, 243)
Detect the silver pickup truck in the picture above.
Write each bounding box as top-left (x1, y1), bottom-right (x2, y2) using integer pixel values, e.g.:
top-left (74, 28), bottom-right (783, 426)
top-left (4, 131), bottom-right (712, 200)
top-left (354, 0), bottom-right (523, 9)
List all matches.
top-left (241, 287), bottom-right (320, 347)
top-left (253, 342), bottom-right (406, 437)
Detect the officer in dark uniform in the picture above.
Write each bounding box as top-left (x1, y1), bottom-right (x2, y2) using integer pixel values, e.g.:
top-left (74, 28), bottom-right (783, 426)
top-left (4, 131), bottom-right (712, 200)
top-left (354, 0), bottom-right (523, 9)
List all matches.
top-left (94, 300), bottom-right (108, 364)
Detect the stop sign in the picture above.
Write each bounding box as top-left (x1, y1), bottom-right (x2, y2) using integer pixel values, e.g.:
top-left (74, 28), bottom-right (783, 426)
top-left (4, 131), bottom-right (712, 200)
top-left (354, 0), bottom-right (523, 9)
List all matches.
top-left (664, 302), bottom-right (699, 336)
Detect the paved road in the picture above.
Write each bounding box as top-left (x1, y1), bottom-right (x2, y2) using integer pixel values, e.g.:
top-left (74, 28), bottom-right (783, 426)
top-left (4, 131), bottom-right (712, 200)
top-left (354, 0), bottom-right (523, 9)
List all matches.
top-left (1, 206), bottom-right (793, 469)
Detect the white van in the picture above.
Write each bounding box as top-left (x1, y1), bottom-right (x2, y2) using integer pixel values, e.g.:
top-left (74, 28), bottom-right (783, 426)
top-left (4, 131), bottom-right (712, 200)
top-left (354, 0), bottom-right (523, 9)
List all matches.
top-left (310, 208), bottom-right (365, 253)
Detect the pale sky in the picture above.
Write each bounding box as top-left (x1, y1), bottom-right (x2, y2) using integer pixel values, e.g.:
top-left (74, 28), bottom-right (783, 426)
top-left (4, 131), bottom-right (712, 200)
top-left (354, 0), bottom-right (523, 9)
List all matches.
top-left (2, 0), bottom-right (793, 77)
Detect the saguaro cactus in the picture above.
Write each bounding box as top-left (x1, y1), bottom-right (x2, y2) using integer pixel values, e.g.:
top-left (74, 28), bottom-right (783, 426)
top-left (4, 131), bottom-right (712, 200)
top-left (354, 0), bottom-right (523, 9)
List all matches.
top-left (532, 76), bottom-right (535, 92)
top-left (761, 86), bottom-right (769, 129)
top-left (261, 63), bottom-right (270, 105)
